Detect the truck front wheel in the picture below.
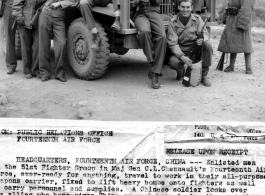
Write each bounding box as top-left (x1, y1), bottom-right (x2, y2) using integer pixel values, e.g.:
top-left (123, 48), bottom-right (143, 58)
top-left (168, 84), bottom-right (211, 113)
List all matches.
top-left (67, 18), bottom-right (110, 80)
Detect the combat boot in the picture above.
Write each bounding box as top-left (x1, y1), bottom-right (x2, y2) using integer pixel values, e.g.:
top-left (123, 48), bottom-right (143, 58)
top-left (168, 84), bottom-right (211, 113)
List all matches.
top-left (111, 17), bottom-right (121, 32)
top-left (7, 68), bottom-right (15, 74)
top-left (201, 76), bottom-right (211, 87)
top-left (201, 67), bottom-right (211, 87)
top-left (246, 68), bottom-right (253, 75)
top-left (224, 65), bottom-right (234, 72)
top-left (148, 71), bottom-right (160, 89)
top-left (176, 68), bottom-right (184, 81)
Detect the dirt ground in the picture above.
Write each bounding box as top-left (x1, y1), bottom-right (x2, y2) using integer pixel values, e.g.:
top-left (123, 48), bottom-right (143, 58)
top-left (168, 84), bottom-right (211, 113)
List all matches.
top-left (0, 26), bottom-right (264, 122)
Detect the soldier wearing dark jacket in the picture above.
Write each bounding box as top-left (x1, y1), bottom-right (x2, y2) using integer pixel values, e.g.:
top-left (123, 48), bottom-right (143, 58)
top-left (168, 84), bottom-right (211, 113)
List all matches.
top-left (218, 0), bottom-right (256, 74)
top-left (132, 0), bottom-right (167, 89)
top-left (12, 0), bottom-right (46, 78)
top-left (1, 0), bottom-right (17, 74)
top-left (38, 0), bottom-right (76, 82)
top-left (77, 0), bottom-right (111, 49)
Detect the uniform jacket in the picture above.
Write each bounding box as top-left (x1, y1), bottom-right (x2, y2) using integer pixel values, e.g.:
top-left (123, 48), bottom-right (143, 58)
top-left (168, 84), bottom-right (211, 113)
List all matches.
top-left (42, 0), bottom-right (76, 18)
top-left (12, 0), bottom-right (46, 29)
top-left (167, 13), bottom-right (209, 58)
top-left (218, 0), bottom-right (255, 53)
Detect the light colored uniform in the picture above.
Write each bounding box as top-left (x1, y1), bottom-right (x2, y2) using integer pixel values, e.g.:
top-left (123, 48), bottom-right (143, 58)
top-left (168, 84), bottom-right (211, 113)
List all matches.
top-left (39, 0), bottom-right (76, 80)
top-left (12, 0), bottom-right (45, 76)
top-left (167, 13), bottom-right (212, 76)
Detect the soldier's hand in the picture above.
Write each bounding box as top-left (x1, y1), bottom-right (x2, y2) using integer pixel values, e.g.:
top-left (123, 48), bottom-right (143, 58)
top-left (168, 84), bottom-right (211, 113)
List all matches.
top-left (50, 2), bottom-right (61, 9)
top-left (180, 56), bottom-right (192, 66)
top-left (196, 38), bottom-right (203, 46)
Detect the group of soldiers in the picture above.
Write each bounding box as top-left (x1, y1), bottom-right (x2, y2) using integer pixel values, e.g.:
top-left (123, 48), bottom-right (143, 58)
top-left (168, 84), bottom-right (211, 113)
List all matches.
top-left (112, 0), bottom-right (213, 89)
top-left (2, 0), bottom-right (77, 82)
top-left (0, 0), bottom-right (254, 89)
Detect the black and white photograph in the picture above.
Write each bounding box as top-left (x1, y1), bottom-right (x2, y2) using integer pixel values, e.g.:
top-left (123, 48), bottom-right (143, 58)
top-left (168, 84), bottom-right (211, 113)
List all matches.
top-left (0, 1), bottom-right (265, 194)
top-left (0, 0), bottom-right (264, 121)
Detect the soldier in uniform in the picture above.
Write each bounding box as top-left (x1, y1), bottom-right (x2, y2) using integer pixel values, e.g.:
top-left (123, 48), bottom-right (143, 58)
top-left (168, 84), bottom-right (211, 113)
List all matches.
top-left (1, 0), bottom-right (17, 74)
top-left (218, 0), bottom-right (256, 74)
top-left (167, 0), bottom-right (212, 87)
top-left (132, 0), bottom-right (167, 89)
top-left (173, 0), bottom-right (205, 14)
top-left (77, 0), bottom-right (112, 49)
top-left (12, 0), bottom-right (46, 79)
top-left (38, 0), bottom-right (76, 82)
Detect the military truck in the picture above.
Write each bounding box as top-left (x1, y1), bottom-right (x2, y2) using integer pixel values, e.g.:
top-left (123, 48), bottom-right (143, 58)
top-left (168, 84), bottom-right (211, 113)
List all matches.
top-left (0, 0), bottom-right (217, 79)
top-left (65, 0), bottom-right (217, 80)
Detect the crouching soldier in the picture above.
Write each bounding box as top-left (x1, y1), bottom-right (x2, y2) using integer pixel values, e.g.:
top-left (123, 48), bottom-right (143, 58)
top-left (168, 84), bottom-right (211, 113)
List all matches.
top-left (12, 0), bottom-right (46, 79)
top-left (39, 0), bottom-right (76, 82)
top-left (167, 0), bottom-right (212, 87)
top-left (77, 0), bottom-right (112, 49)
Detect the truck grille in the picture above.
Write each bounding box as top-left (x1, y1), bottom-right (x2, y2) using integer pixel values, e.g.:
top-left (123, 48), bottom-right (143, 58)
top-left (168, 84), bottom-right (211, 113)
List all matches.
top-left (160, 0), bottom-right (173, 14)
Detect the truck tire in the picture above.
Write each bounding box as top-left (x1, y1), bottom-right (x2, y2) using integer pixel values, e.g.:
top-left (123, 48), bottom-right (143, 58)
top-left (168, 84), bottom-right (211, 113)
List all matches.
top-left (67, 18), bottom-right (110, 80)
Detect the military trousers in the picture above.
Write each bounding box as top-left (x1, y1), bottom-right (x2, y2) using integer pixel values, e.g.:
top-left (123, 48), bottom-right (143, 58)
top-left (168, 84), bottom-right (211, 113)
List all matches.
top-left (18, 25), bottom-right (39, 76)
top-left (3, 6), bottom-right (17, 71)
top-left (134, 11), bottom-right (167, 74)
top-left (169, 40), bottom-right (212, 76)
top-left (78, 0), bottom-right (96, 30)
top-left (39, 11), bottom-right (66, 79)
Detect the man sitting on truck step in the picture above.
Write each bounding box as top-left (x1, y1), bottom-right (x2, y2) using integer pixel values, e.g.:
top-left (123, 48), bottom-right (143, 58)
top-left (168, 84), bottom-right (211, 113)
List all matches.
top-left (112, 0), bottom-right (167, 89)
top-left (136, 0), bottom-right (167, 89)
top-left (77, 0), bottom-right (112, 50)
